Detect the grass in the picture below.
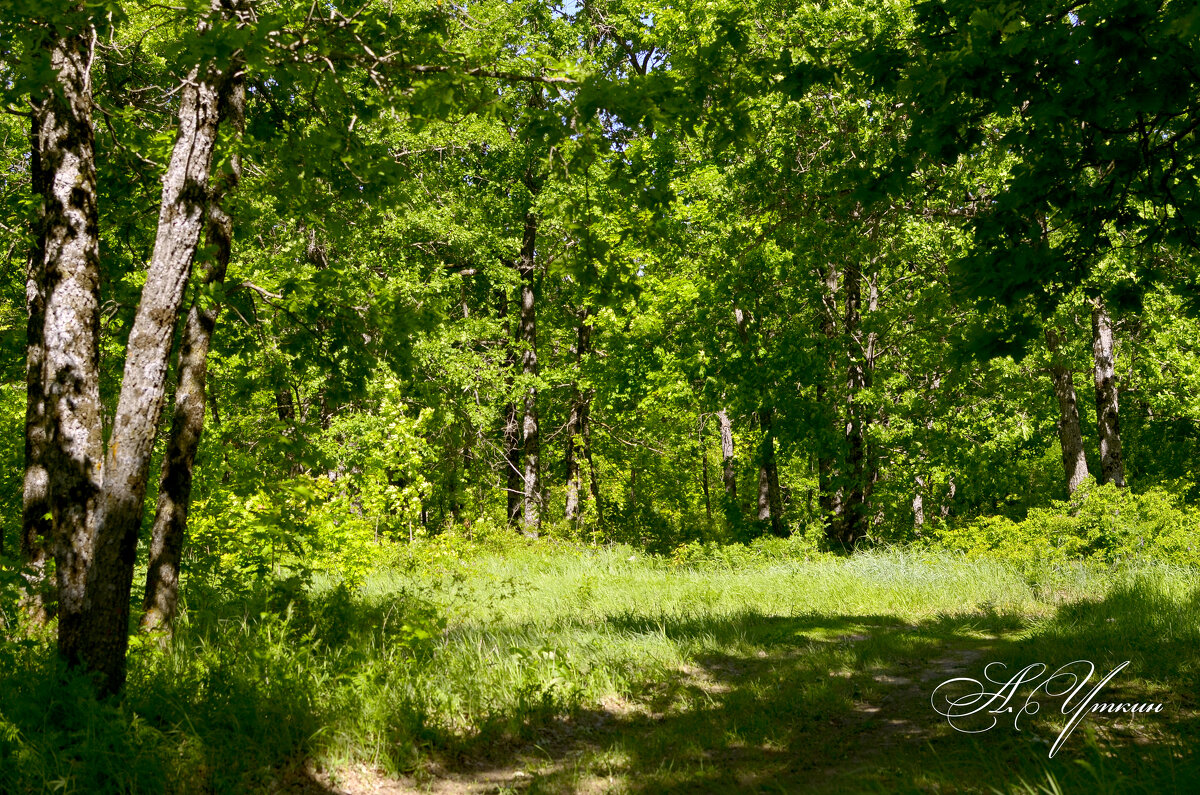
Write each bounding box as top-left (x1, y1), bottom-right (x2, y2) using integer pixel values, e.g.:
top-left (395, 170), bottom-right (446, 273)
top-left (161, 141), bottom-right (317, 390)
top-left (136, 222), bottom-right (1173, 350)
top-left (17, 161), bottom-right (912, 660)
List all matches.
top-left (1, 541), bottom-right (1198, 793)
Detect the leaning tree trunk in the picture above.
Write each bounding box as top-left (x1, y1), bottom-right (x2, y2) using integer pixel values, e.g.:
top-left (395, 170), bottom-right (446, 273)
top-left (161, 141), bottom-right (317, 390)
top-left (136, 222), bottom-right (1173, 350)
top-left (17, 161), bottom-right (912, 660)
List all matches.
top-left (517, 200), bottom-right (541, 535)
top-left (564, 315), bottom-right (593, 524)
top-left (1090, 300), bottom-right (1126, 488)
top-left (77, 51), bottom-right (228, 695)
top-left (32, 23), bottom-right (105, 666)
top-left (142, 71), bottom-right (244, 633)
top-left (1045, 326), bottom-right (1090, 495)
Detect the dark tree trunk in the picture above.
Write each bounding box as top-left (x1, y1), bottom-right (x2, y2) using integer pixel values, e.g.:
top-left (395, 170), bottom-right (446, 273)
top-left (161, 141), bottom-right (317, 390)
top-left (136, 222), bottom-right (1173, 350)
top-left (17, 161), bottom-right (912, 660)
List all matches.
top-left (21, 117), bottom-right (53, 623)
top-left (275, 387), bottom-right (295, 420)
top-left (1045, 327), bottom-right (1090, 495)
top-left (77, 36), bottom-right (230, 694)
top-left (1091, 300), bottom-right (1126, 487)
top-left (584, 402), bottom-right (601, 523)
top-left (445, 440), bottom-right (462, 523)
top-left (565, 316), bottom-right (592, 524)
top-left (517, 195), bottom-right (541, 535)
top-left (142, 70), bottom-right (243, 633)
top-left (817, 263), bottom-right (844, 543)
top-left (756, 409), bottom-right (784, 536)
top-left (841, 261), bottom-right (870, 547)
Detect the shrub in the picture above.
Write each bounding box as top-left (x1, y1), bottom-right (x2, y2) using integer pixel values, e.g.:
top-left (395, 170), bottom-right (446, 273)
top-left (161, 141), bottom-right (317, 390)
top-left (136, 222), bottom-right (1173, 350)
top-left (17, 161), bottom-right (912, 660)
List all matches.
top-left (934, 478), bottom-right (1200, 566)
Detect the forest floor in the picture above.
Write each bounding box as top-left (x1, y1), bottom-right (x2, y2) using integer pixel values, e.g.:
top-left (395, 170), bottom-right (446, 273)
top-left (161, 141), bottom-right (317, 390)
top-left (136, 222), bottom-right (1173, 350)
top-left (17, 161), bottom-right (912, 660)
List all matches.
top-left (297, 546), bottom-right (1200, 794)
top-left (4, 544), bottom-right (1199, 794)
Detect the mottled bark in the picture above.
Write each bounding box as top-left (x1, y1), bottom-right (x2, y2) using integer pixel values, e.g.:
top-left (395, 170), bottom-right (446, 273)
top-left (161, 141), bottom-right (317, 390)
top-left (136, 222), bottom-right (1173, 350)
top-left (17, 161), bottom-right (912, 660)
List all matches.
top-left (756, 409), bottom-right (784, 536)
top-left (80, 41), bottom-right (229, 693)
top-left (503, 400), bottom-right (522, 525)
top-left (1091, 300), bottom-right (1126, 488)
top-left (33, 24), bottom-right (104, 663)
top-left (565, 317), bottom-right (592, 524)
top-left (1045, 327), bottom-right (1090, 495)
top-left (517, 195), bottom-right (541, 535)
top-left (701, 421), bottom-right (712, 522)
top-left (756, 468), bottom-right (769, 521)
top-left (21, 119), bottom-right (53, 623)
top-left (143, 71), bottom-right (243, 633)
top-left (494, 280), bottom-right (523, 528)
top-left (718, 409), bottom-right (736, 501)
top-left (912, 475), bottom-right (925, 529)
top-left (275, 387), bottom-right (295, 420)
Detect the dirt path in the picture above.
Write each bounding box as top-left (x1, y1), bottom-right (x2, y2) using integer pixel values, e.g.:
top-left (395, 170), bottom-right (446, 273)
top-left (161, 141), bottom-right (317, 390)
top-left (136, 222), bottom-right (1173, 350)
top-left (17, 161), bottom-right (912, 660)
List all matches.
top-left (291, 628), bottom-right (1013, 794)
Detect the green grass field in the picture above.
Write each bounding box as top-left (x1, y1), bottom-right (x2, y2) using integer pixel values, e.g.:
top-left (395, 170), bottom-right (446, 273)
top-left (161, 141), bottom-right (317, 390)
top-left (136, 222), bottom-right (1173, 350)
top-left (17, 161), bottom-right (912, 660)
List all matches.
top-left (2, 542), bottom-right (1198, 793)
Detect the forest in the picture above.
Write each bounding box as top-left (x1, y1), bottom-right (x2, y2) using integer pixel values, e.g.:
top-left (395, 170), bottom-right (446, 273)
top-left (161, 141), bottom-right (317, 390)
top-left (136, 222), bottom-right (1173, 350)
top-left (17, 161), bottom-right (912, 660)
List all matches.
top-left (0, 0), bottom-right (1199, 792)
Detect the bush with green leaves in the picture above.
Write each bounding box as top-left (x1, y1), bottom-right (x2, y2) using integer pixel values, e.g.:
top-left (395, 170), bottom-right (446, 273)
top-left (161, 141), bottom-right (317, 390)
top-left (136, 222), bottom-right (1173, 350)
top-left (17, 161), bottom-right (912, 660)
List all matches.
top-left (933, 479), bottom-right (1200, 566)
top-left (669, 529), bottom-right (827, 570)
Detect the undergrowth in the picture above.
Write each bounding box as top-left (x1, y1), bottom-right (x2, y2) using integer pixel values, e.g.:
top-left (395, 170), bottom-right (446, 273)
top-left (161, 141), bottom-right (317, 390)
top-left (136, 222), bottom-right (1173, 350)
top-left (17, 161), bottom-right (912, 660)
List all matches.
top-left (1, 539), bottom-right (1197, 793)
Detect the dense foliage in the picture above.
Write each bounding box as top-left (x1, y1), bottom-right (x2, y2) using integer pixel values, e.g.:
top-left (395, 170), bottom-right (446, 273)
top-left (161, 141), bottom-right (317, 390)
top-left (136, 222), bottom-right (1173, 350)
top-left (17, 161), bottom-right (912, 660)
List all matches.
top-left (0, 0), bottom-right (1198, 790)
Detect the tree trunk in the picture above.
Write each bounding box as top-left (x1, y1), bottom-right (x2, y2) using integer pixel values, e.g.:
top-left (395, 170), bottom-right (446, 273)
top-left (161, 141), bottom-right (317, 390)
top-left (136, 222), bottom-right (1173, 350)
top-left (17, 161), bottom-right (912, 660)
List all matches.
top-left (21, 116), bottom-right (53, 623)
top-left (842, 261), bottom-right (869, 547)
top-left (717, 408), bottom-right (736, 500)
top-left (912, 475), bottom-right (925, 529)
top-left (817, 263), bottom-right (845, 543)
top-left (32, 23), bottom-right (105, 666)
top-left (756, 409), bottom-right (784, 536)
top-left (1091, 300), bottom-right (1126, 487)
top-left (517, 199), bottom-right (541, 535)
top-left (940, 477), bottom-right (956, 520)
top-left (142, 70), bottom-right (244, 633)
top-left (498, 291), bottom-right (522, 526)
top-left (701, 420), bottom-right (712, 522)
top-left (77, 41), bottom-right (229, 694)
top-left (275, 387), bottom-right (295, 420)
top-left (584, 402), bottom-right (601, 523)
top-left (503, 400), bottom-right (522, 525)
top-left (1045, 326), bottom-right (1090, 495)
top-left (565, 316), bottom-right (592, 524)
top-left (756, 467), bottom-right (770, 520)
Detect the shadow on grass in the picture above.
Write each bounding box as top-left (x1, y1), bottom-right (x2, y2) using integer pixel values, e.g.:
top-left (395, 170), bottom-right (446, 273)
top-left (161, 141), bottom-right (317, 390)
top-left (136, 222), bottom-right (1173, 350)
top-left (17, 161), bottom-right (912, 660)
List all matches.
top-left (2, 577), bottom-right (1199, 793)
top-left (422, 583), bottom-right (1200, 794)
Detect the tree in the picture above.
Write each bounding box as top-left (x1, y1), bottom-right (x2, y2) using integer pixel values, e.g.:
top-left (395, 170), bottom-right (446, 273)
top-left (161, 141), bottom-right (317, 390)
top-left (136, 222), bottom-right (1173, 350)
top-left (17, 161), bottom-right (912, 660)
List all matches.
top-left (898, 0), bottom-right (1200, 305)
top-left (1044, 325), bottom-right (1090, 494)
top-left (142, 56), bottom-right (245, 632)
top-left (3, 0), bottom-right (483, 691)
